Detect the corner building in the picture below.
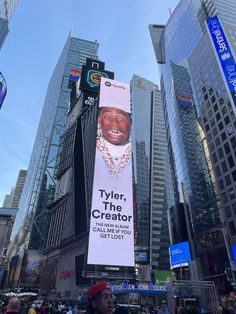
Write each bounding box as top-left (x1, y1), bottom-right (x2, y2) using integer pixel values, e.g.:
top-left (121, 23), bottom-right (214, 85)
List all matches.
top-left (150, 0), bottom-right (236, 294)
top-left (7, 34), bottom-right (98, 288)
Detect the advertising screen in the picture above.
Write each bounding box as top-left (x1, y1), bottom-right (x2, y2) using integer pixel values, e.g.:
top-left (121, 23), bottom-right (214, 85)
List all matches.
top-left (87, 77), bottom-right (134, 266)
top-left (169, 241), bottom-right (191, 269)
top-left (135, 250), bottom-right (149, 264)
top-left (0, 72), bottom-right (7, 109)
top-left (20, 250), bottom-right (42, 286)
top-left (232, 245), bottom-right (236, 266)
top-left (207, 16), bottom-right (236, 115)
top-left (79, 66), bottom-right (114, 93)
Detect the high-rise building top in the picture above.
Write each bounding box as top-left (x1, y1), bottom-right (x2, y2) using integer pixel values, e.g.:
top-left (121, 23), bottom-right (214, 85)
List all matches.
top-left (0, 0), bottom-right (19, 49)
top-left (9, 35), bottom-right (99, 259)
top-left (10, 169), bottom-right (27, 208)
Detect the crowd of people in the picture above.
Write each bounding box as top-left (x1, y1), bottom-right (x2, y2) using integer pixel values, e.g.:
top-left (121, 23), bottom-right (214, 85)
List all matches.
top-left (0, 282), bottom-right (170, 314)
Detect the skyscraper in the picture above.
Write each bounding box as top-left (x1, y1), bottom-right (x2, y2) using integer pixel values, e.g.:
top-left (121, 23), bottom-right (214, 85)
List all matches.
top-left (7, 34), bottom-right (99, 287)
top-left (10, 169), bottom-right (27, 208)
top-left (131, 75), bottom-right (173, 282)
top-left (0, 0), bottom-right (18, 49)
top-left (150, 0), bottom-right (236, 293)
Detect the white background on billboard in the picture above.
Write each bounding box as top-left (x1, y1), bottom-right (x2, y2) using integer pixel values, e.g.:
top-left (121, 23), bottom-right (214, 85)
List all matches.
top-left (87, 78), bottom-right (134, 266)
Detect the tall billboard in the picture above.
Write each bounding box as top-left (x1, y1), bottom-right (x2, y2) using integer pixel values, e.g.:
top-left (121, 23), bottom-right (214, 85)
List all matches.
top-left (207, 16), bottom-right (236, 116)
top-left (20, 250), bottom-right (42, 286)
top-left (87, 77), bottom-right (134, 267)
top-left (169, 241), bottom-right (191, 269)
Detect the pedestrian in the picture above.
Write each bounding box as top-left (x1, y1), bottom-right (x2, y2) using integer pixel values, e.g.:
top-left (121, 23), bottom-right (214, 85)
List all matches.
top-left (28, 305), bottom-right (36, 314)
top-left (86, 281), bottom-right (113, 314)
top-left (157, 301), bottom-right (170, 314)
top-left (72, 306), bottom-right (78, 314)
top-left (66, 307), bottom-right (72, 314)
top-left (7, 298), bottom-right (21, 314)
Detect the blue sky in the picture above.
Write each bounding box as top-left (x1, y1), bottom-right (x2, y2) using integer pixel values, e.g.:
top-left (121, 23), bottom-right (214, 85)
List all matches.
top-left (0, 0), bottom-right (179, 205)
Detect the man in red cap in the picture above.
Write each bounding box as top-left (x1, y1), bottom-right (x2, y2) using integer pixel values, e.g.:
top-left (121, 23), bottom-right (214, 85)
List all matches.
top-left (86, 281), bottom-right (114, 314)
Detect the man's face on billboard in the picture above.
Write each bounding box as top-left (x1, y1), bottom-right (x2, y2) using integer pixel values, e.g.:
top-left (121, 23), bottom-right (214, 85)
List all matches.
top-left (99, 107), bottom-right (130, 145)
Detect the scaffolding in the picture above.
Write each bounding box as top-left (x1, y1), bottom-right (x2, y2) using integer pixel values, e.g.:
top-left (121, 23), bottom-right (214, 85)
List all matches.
top-left (166, 280), bottom-right (220, 314)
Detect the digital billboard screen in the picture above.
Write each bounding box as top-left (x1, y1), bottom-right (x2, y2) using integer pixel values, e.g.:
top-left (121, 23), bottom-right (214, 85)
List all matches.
top-left (87, 77), bottom-right (134, 267)
top-left (135, 250), bottom-right (149, 264)
top-left (20, 250), bottom-right (42, 286)
top-left (79, 66), bottom-right (114, 93)
top-left (232, 245), bottom-right (236, 266)
top-left (169, 241), bottom-right (191, 269)
top-left (207, 16), bottom-right (236, 115)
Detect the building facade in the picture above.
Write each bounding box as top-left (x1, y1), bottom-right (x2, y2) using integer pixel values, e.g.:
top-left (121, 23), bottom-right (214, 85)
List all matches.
top-left (150, 0), bottom-right (236, 293)
top-left (7, 35), bottom-right (99, 287)
top-left (131, 75), bottom-right (173, 282)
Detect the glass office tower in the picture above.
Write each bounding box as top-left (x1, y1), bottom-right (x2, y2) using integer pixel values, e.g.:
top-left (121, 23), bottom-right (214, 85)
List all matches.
top-left (131, 75), bottom-right (173, 281)
top-left (8, 35), bottom-right (98, 263)
top-left (150, 0), bottom-right (236, 292)
top-left (0, 0), bottom-right (19, 49)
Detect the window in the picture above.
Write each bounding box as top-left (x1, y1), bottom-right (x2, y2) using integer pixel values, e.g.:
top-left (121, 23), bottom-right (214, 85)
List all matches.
top-left (222, 192), bottom-right (228, 202)
top-left (216, 112), bottom-right (221, 121)
top-left (205, 124), bottom-right (209, 132)
top-left (218, 148), bottom-right (224, 159)
top-left (230, 137), bottom-right (236, 149)
top-left (228, 156), bottom-right (235, 168)
top-left (229, 189), bottom-right (235, 200)
top-left (221, 132), bottom-right (226, 141)
top-left (224, 142), bottom-right (230, 154)
top-left (215, 137), bottom-right (220, 147)
top-left (211, 95), bottom-right (216, 103)
top-left (225, 175), bottom-right (231, 186)
top-left (213, 127), bottom-right (218, 136)
top-left (232, 170), bottom-right (236, 181)
top-left (213, 104), bottom-right (218, 112)
top-left (215, 165), bottom-right (221, 177)
top-left (232, 203), bottom-right (236, 215)
top-left (218, 179), bottom-right (224, 189)
top-left (210, 118), bottom-right (215, 127)
top-left (224, 116), bottom-right (230, 125)
top-left (225, 206), bottom-right (232, 218)
top-left (221, 161), bottom-right (228, 172)
top-left (212, 152), bottom-right (217, 163)
top-left (229, 221), bottom-right (236, 236)
top-left (218, 122), bottom-right (224, 131)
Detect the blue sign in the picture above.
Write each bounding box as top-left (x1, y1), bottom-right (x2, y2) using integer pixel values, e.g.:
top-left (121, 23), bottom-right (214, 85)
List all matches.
top-left (232, 245), bottom-right (236, 266)
top-left (169, 241), bottom-right (191, 269)
top-left (207, 16), bottom-right (236, 110)
top-left (0, 72), bottom-right (7, 109)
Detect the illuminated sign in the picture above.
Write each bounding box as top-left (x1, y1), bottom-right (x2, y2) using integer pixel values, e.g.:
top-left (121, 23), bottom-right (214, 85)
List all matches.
top-left (232, 245), bottom-right (236, 266)
top-left (87, 77), bottom-right (134, 267)
top-left (169, 241), bottom-right (191, 269)
top-left (0, 72), bottom-right (7, 109)
top-left (207, 16), bottom-right (236, 114)
top-left (110, 282), bottom-right (167, 295)
top-left (80, 65), bottom-right (114, 93)
top-left (176, 94), bottom-right (192, 107)
top-left (135, 250), bottom-right (149, 264)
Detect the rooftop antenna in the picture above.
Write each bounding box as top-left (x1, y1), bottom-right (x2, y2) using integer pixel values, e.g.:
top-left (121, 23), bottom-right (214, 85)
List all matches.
top-left (169, 7), bottom-right (172, 17)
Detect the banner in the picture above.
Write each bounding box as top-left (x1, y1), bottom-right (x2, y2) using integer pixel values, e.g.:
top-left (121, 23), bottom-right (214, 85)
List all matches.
top-left (87, 77), bottom-right (134, 266)
top-left (207, 16), bottom-right (236, 116)
top-left (20, 250), bottom-right (42, 286)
